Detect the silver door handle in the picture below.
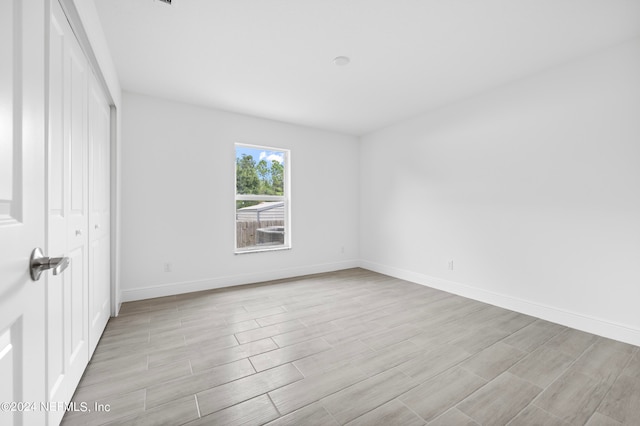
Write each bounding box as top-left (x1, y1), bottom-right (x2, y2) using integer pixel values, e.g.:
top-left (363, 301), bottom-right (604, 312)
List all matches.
top-left (49, 257), bottom-right (70, 275)
top-left (29, 248), bottom-right (71, 281)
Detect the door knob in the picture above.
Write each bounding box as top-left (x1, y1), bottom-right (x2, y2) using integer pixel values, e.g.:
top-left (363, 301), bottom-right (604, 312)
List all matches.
top-left (29, 248), bottom-right (71, 281)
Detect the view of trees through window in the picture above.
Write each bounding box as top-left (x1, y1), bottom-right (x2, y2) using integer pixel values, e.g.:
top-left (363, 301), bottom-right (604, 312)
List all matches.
top-left (235, 144), bottom-right (289, 252)
top-left (236, 150), bottom-right (284, 209)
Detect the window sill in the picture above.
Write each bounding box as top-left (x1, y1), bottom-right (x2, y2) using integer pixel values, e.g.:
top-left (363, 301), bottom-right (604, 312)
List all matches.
top-left (234, 245), bottom-right (292, 255)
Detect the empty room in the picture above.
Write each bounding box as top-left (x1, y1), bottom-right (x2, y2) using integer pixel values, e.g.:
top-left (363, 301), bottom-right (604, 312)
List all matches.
top-left (1, 0), bottom-right (640, 425)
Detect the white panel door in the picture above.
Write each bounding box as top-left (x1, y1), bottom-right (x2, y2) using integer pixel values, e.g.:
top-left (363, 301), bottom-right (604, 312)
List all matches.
top-left (0, 0), bottom-right (47, 425)
top-left (88, 71), bottom-right (111, 356)
top-left (47, 1), bottom-right (90, 423)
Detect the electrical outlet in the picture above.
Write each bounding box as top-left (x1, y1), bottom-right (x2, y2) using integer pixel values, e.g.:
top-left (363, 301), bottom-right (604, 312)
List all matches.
top-left (448, 260), bottom-right (454, 271)
top-left (164, 262), bottom-right (172, 272)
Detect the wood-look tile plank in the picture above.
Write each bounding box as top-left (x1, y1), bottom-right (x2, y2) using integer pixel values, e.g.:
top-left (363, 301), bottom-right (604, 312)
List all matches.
top-left (258, 302), bottom-right (361, 327)
top-left (400, 367), bottom-right (486, 422)
top-left (353, 291), bottom-right (415, 311)
top-left (196, 363), bottom-right (303, 416)
top-left (597, 374), bottom-right (640, 424)
top-left (344, 399), bottom-right (425, 426)
top-left (384, 293), bottom-right (455, 317)
top-left (148, 334), bottom-right (238, 368)
top-left (242, 299), bottom-right (287, 312)
top-left (107, 395), bottom-right (199, 426)
top-left (408, 323), bottom-right (467, 347)
top-left (271, 322), bottom-right (340, 347)
top-left (279, 299), bottom-right (326, 313)
top-left (429, 409), bottom-right (479, 426)
top-left (457, 372), bottom-right (542, 426)
top-left (507, 404), bottom-right (571, 426)
top-left (234, 320), bottom-right (306, 344)
top-left (361, 324), bottom-right (423, 351)
top-left (83, 350), bottom-right (148, 372)
top-left (181, 319), bottom-right (260, 346)
top-left (423, 298), bottom-right (487, 326)
top-left (453, 305), bottom-right (511, 330)
top-left (73, 360), bottom-right (192, 402)
top-left (372, 306), bottom-right (434, 330)
top-left (397, 343), bottom-right (471, 383)
top-left (585, 412), bottom-right (623, 426)
top-left (321, 369), bottom-right (418, 425)
top-left (622, 350), bottom-right (640, 379)
top-left (533, 370), bottom-right (610, 425)
top-left (97, 330), bottom-right (149, 349)
top-left (509, 347), bottom-right (574, 388)
top-left (224, 306), bottom-right (286, 324)
top-left (294, 340), bottom-right (373, 377)
top-left (117, 300), bottom-right (153, 315)
top-left (62, 389), bottom-right (146, 426)
top-left (592, 337), bottom-right (636, 355)
top-left (543, 328), bottom-right (598, 358)
top-left (249, 337), bottom-right (332, 372)
top-left (264, 403), bottom-right (338, 426)
top-left (482, 311), bottom-right (536, 334)
top-left (300, 305), bottom-right (371, 327)
top-left (190, 338), bottom-right (278, 372)
top-left (502, 320), bottom-right (566, 353)
top-left (322, 323), bottom-right (381, 346)
top-left (357, 340), bottom-right (423, 377)
top-left (148, 316), bottom-right (227, 339)
top-left (450, 326), bottom-right (510, 354)
top-left (330, 310), bottom-right (390, 330)
top-left (146, 358), bottom-right (256, 409)
top-left (189, 394), bottom-right (279, 426)
top-left (102, 316), bottom-right (151, 334)
top-left (88, 335), bottom-right (186, 365)
top-left (460, 342), bottom-right (526, 381)
top-left (80, 354), bottom-right (149, 387)
top-left (269, 362), bottom-right (368, 415)
top-left (175, 310), bottom-right (225, 327)
top-left (114, 333), bottom-right (188, 355)
top-left (571, 343), bottom-right (632, 385)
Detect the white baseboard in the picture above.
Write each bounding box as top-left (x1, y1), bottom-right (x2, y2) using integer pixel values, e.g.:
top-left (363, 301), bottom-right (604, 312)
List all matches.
top-left (120, 260), bottom-right (361, 303)
top-left (360, 260), bottom-right (640, 347)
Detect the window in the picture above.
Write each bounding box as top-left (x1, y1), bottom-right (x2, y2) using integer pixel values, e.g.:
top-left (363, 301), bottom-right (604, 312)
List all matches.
top-left (235, 143), bottom-right (290, 253)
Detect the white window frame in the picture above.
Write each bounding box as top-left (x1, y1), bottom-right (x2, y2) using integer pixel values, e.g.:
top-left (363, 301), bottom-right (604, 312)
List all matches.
top-left (234, 143), bottom-right (291, 254)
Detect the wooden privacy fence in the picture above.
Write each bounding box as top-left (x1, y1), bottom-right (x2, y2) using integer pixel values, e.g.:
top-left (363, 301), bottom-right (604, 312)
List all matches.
top-left (236, 220), bottom-right (284, 248)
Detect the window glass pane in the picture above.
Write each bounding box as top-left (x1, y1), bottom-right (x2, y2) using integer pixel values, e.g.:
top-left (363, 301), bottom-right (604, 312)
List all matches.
top-left (235, 144), bottom-right (289, 253)
top-left (236, 200), bottom-right (286, 251)
top-left (236, 146), bottom-right (286, 196)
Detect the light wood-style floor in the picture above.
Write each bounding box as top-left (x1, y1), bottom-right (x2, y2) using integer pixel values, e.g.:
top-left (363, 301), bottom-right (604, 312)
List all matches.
top-left (63, 268), bottom-right (640, 425)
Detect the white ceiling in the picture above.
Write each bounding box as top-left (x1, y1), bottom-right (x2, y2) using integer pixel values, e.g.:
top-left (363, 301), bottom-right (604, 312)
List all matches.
top-left (94, 0), bottom-right (640, 136)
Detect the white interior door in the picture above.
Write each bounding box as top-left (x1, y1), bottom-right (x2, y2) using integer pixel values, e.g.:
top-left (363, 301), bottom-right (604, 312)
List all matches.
top-left (88, 71), bottom-right (111, 356)
top-left (0, 1), bottom-right (47, 425)
top-left (47, 1), bottom-right (90, 423)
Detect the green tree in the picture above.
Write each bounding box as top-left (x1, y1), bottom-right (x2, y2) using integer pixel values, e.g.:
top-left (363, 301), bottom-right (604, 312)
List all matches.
top-left (236, 154), bottom-right (259, 194)
top-left (256, 159), bottom-right (271, 194)
top-left (236, 155), bottom-right (260, 209)
top-left (271, 160), bottom-right (284, 195)
top-left (236, 154), bottom-right (285, 208)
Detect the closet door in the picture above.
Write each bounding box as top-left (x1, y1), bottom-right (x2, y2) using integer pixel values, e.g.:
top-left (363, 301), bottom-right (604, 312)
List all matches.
top-left (47, 1), bottom-right (90, 423)
top-left (88, 71), bottom-right (111, 356)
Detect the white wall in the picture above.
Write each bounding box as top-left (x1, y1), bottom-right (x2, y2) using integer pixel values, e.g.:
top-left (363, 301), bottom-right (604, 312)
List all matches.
top-left (120, 92), bottom-right (360, 300)
top-left (360, 38), bottom-right (640, 345)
